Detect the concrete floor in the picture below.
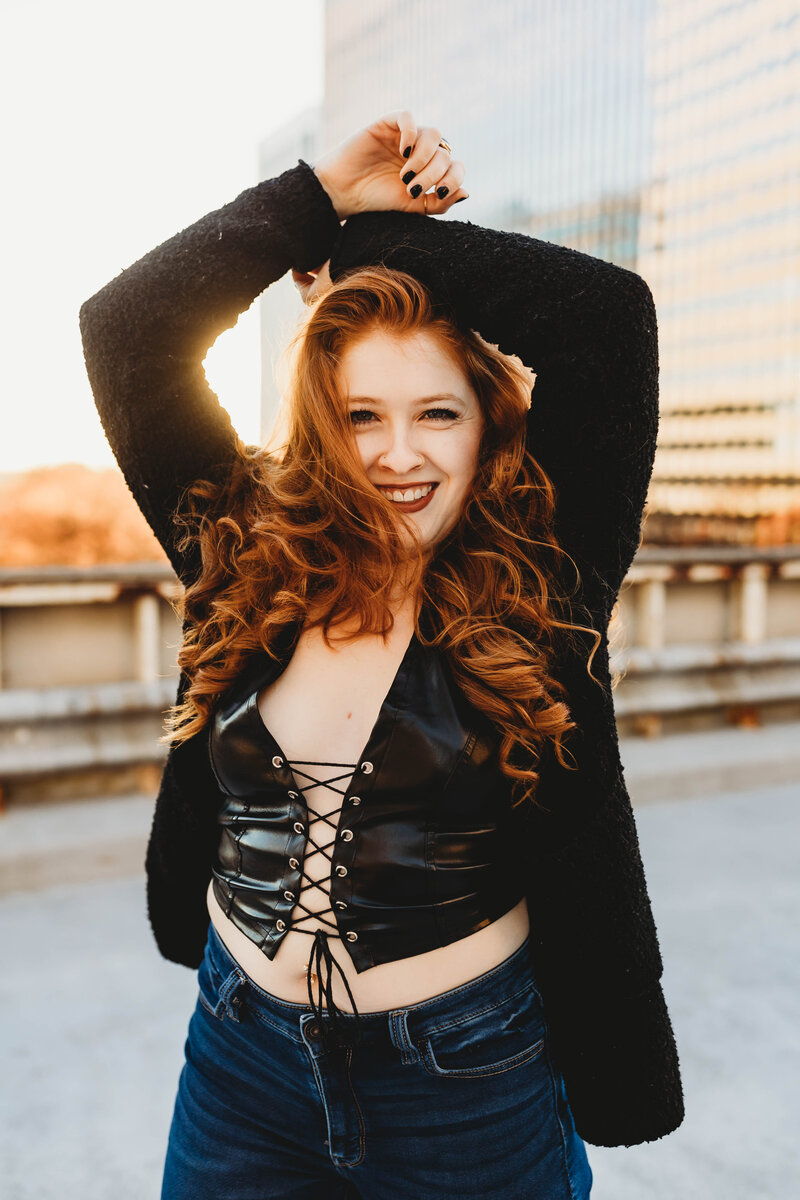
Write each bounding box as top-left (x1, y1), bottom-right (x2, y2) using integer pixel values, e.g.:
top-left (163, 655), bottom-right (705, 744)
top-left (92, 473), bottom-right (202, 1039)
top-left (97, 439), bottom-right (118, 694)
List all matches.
top-left (1, 769), bottom-right (798, 1196)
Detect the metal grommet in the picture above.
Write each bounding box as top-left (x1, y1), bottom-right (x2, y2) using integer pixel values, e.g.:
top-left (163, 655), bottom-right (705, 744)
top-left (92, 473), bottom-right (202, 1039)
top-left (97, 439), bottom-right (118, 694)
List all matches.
top-left (272, 755), bottom-right (284, 768)
top-left (293, 821), bottom-right (304, 834)
top-left (350, 796), bottom-right (361, 805)
top-left (360, 761), bottom-right (374, 774)
top-left (335, 865), bottom-right (348, 877)
top-left (340, 829), bottom-right (354, 842)
top-left (284, 890), bottom-right (295, 902)
top-left (335, 900), bottom-right (348, 910)
top-left (346, 931), bottom-right (358, 942)
top-left (276, 919), bottom-right (286, 932)
top-left (289, 857), bottom-right (299, 869)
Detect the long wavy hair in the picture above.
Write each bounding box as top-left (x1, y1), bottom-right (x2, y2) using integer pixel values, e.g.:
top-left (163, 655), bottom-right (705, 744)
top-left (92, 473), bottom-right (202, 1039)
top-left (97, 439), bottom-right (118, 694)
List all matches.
top-left (163, 265), bottom-right (603, 813)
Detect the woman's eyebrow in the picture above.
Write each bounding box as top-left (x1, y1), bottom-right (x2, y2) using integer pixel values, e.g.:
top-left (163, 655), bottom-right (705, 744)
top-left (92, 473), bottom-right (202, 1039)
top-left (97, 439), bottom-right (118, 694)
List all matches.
top-left (346, 392), bottom-right (466, 405)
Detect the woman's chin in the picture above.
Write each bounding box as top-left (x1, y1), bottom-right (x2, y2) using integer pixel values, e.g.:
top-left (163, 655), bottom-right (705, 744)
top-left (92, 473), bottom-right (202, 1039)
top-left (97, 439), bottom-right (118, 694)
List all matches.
top-left (396, 515), bottom-right (440, 555)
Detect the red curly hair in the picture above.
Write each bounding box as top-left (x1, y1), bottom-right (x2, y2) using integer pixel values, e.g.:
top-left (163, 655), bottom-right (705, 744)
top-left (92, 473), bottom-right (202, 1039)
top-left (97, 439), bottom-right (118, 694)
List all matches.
top-left (163, 265), bottom-right (603, 813)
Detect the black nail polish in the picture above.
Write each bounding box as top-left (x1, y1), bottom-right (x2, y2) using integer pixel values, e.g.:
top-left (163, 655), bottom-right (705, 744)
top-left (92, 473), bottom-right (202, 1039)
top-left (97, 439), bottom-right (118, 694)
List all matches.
top-left (437, 186), bottom-right (449, 199)
top-left (410, 184), bottom-right (422, 199)
top-left (402, 170), bottom-right (416, 185)
top-left (454, 196), bottom-right (468, 203)
top-left (403, 146), bottom-right (412, 159)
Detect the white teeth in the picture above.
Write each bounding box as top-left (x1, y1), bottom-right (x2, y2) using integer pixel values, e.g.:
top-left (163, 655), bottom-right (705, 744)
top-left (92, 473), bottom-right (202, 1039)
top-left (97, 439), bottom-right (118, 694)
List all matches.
top-left (379, 483), bottom-right (435, 503)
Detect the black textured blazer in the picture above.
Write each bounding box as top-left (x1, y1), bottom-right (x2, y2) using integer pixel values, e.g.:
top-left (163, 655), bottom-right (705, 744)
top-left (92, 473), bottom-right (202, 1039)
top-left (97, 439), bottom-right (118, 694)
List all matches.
top-left (79, 159), bottom-right (684, 1148)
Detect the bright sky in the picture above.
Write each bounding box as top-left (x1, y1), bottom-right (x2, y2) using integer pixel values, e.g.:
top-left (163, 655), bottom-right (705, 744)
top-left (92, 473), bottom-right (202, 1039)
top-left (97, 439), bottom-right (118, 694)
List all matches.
top-left (1, 0), bottom-right (324, 473)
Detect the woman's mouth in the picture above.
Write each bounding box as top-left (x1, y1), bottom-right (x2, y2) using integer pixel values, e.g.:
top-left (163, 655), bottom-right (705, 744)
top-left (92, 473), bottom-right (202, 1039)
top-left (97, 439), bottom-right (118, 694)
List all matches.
top-left (376, 482), bottom-right (438, 512)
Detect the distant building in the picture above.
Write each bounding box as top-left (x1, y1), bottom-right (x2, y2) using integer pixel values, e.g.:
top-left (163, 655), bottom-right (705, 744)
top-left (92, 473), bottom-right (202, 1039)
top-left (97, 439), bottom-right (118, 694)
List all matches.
top-left (258, 0), bottom-right (800, 542)
top-left (323, 0), bottom-right (654, 259)
top-left (257, 106), bottom-right (324, 443)
top-left (640, 0), bottom-right (800, 537)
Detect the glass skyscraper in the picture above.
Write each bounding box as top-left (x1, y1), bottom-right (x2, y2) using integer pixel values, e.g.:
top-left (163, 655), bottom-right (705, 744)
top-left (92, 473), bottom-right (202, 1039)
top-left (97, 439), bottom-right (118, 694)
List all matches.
top-left (259, 0), bottom-right (800, 540)
top-left (640, 0), bottom-right (800, 534)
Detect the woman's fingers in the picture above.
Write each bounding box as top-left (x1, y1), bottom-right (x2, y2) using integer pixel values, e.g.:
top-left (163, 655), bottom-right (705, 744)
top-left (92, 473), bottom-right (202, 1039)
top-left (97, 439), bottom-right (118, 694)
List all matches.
top-left (369, 110), bottom-right (418, 159)
top-left (402, 125), bottom-right (443, 167)
top-left (391, 110), bottom-right (419, 159)
top-left (423, 182), bottom-right (470, 216)
top-left (398, 125), bottom-right (468, 212)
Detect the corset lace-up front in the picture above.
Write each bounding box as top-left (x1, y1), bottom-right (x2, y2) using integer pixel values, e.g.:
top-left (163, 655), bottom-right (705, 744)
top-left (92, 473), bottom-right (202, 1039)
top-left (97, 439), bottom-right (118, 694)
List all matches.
top-left (281, 757), bottom-right (363, 1048)
top-left (209, 627), bottom-right (525, 1060)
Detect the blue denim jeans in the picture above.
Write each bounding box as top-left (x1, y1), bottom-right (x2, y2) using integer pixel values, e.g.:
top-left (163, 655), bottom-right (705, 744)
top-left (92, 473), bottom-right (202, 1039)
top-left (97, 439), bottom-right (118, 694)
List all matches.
top-left (160, 920), bottom-right (593, 1199)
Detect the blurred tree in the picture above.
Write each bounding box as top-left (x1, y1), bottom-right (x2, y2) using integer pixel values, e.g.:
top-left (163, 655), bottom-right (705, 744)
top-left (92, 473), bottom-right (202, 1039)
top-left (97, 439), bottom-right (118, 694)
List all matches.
top-left (0, 465), bottom-right (168, 567)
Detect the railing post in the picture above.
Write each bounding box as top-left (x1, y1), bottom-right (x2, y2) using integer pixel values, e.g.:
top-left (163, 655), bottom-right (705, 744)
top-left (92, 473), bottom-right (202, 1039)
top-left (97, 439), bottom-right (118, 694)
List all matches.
top-left (637, 574), bottom-right (669, 650)
top-left (133, 592), bottom-right (161, 683)
top-left (733, 562), bottom-right (769, 645)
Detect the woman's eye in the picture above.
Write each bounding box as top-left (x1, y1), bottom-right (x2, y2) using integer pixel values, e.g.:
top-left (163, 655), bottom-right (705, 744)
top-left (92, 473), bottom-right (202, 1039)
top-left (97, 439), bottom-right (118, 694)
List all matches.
top-left (425, 407), bottom-right (459, 421)
top-left (348, 407), bottom-right (459, 426)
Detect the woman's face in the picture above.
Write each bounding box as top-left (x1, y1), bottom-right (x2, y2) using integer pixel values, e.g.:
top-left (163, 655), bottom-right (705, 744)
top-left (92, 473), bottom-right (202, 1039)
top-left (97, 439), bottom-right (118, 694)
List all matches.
top-left (338, 328), bottom-right (484, 550)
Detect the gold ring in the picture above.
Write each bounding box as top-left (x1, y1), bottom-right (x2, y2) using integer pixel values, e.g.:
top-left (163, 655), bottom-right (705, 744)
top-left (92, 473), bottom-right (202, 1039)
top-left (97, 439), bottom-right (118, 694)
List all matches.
top-left (423, 192), bottom-right (428, 215)
top-left (438, 138), bottom-right (452, 153)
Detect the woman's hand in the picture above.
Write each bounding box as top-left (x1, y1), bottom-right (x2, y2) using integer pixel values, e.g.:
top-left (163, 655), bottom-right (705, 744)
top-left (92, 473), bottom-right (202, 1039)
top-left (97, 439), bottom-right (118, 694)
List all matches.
top-left (291, 259), bottom-right (332, 305)
top-left (293, 111), bottom-right (468, 304)
top-left (311, 110), bottom-right (468, 221)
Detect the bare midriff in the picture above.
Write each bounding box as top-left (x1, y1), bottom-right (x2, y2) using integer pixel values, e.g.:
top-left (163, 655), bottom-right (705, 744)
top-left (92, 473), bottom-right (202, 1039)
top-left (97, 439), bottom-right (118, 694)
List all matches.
top-left (206, 884), bottom-right (529, 1013)
top-left (205, 606), bottom-right (530, 1014)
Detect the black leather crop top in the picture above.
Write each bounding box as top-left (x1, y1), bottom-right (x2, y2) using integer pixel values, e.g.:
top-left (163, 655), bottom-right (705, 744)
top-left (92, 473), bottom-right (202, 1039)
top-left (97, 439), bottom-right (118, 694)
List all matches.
top-left (207, 622), bottom-right (528, 1046)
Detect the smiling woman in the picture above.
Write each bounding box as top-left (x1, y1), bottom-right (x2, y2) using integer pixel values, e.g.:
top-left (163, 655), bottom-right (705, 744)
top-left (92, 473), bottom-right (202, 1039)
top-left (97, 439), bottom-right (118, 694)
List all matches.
top-left (168, 262), bottom-right (588, 802)
top-left (79, 108), bottom-right (682, 1198)
top-left (340, 328), bottom-right (484, 539)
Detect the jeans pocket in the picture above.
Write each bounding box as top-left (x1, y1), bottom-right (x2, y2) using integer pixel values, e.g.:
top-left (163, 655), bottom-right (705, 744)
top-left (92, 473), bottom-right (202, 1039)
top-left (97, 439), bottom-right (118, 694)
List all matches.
top-left (417, 982), bottom-right (547, 1079)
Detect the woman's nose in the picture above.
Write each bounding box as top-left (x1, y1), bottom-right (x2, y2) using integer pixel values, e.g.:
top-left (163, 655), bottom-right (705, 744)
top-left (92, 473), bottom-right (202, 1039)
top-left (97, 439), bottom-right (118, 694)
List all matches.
top-left (378, 428), bottom-right (425, 472)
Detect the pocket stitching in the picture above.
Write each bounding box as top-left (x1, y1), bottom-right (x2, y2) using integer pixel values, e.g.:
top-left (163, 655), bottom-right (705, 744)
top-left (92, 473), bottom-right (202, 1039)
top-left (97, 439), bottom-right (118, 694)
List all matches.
top-left (419, 1033), bottom-right (546, 1078)
top-left (421, 979), bottom-right (541, 1038)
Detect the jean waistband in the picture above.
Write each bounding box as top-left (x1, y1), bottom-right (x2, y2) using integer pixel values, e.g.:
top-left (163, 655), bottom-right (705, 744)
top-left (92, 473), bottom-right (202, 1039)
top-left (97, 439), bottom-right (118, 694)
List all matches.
top-left (204, 918), bottom-right (539, 1046)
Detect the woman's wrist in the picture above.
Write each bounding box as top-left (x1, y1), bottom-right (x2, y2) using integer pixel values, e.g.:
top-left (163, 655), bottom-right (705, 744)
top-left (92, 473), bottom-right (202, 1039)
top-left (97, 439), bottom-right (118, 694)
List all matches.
top-left (312, 161), bottom-right (353, 221)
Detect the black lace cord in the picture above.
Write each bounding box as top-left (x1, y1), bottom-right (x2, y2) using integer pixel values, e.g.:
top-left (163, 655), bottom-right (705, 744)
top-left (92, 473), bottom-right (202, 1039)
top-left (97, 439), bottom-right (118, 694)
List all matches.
top-left (284, 759), bottom-right (364, 1051)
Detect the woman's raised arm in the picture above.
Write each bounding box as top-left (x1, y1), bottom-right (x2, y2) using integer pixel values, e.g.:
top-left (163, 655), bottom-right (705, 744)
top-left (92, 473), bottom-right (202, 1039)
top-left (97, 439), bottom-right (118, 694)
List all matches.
top-left (79, 160), bottom-right (342, 583)
top-left (327, 210), bottom-right (659, 612)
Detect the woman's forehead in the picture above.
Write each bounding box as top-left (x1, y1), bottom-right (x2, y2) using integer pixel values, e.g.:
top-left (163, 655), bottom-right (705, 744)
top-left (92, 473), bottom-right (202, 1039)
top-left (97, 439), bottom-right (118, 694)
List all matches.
top-left (339, 329), bottom-right (472, 396)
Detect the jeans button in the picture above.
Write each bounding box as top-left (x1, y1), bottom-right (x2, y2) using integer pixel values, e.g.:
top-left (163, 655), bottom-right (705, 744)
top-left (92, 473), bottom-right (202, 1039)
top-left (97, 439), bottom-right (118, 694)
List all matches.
top-left (307, 1022), bottom-right (321, 1039)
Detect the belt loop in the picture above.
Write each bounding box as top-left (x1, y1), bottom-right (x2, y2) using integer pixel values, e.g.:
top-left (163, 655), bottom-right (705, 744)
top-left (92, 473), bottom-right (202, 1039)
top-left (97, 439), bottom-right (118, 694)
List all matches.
top-left (216, 966), bottom-right (246, 1022)
top-left (389, 1009), bottom-right (421, 1065)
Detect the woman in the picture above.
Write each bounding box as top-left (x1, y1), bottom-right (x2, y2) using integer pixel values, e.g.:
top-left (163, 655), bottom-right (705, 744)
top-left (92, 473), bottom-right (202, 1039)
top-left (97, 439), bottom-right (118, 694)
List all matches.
top-left (80, 111), bottom-right (684, 1199)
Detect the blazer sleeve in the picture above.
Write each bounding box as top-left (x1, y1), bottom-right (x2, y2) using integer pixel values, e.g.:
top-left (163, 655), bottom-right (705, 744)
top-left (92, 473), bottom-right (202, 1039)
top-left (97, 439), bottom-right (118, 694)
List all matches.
top-left (327, 211), bottom-right (660, 610)
top-left (79, 159), bottom-right (342, 584)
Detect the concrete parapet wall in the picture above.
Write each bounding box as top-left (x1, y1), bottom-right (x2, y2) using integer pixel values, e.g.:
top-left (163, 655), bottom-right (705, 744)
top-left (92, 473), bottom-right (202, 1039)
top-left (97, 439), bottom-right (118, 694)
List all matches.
top-left (1, 551), bottom-right (799, 803)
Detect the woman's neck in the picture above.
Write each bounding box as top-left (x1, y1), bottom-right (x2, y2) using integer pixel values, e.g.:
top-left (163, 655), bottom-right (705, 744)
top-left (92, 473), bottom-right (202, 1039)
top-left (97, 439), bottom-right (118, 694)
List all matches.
top-left (304, 585), bottom-right (421, 641)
